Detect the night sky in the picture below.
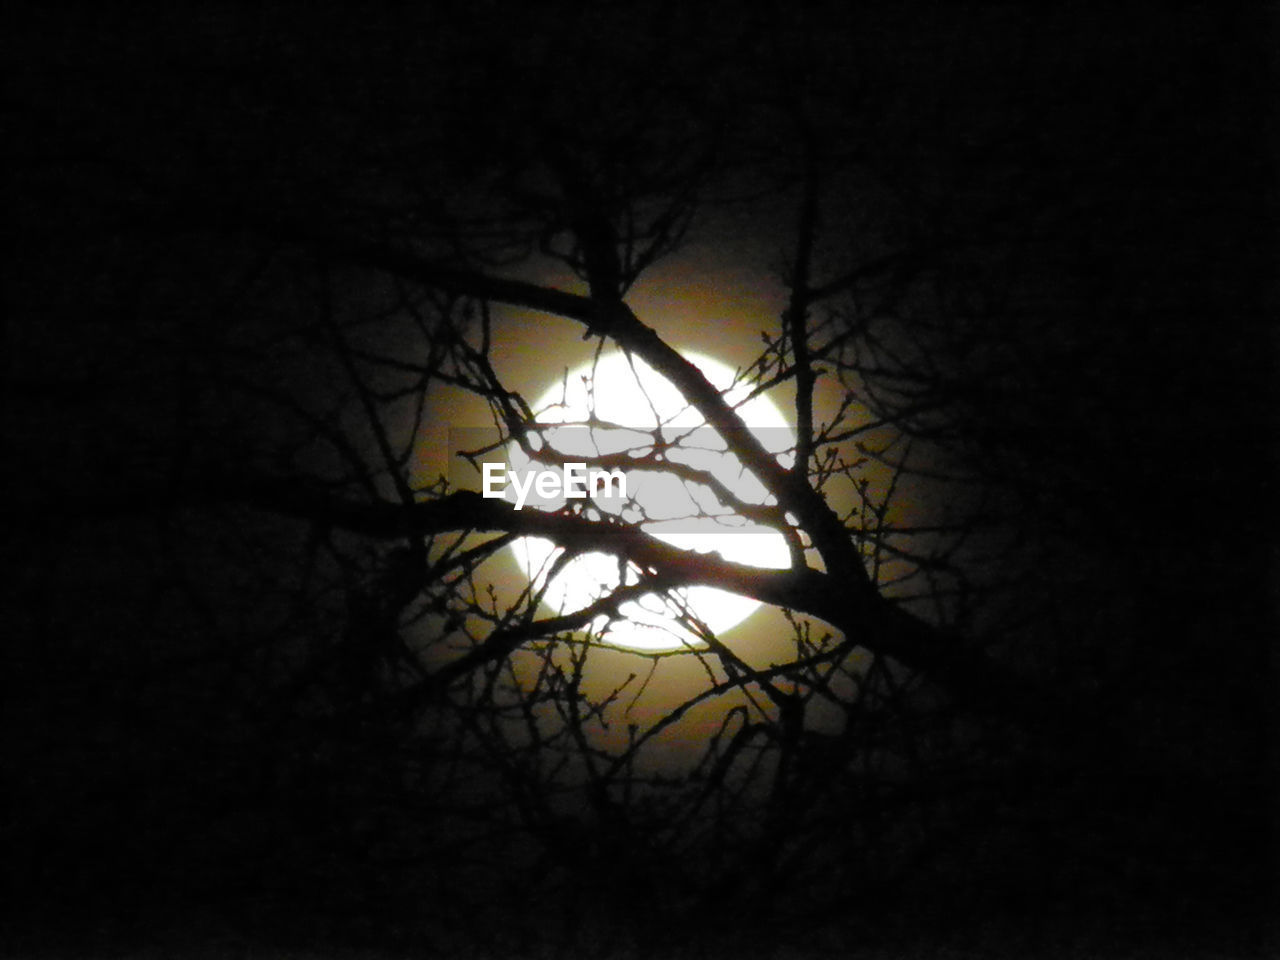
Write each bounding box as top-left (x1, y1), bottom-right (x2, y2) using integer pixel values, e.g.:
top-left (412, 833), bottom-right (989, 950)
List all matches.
top-left (5, 4), bottom-right (1276, 958)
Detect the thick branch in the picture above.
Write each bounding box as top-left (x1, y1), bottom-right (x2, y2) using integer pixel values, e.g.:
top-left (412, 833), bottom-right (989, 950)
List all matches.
top-left (310, 235), bottom-right (871, 590)
top-left (214, 481), bottom-right (1040, 718)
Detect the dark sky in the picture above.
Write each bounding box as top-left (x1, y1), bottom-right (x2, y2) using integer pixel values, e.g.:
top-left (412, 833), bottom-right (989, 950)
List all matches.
top-left (5, 4), bottom-right (1277, 958)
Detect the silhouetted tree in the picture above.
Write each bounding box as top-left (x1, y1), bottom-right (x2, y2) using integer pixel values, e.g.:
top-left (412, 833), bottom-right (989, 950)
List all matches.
top-left (7, 4), bottom-right (1272, 958)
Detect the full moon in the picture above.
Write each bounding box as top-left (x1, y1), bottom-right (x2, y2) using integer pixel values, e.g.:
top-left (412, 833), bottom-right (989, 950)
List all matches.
top-left (508, 350), bottom-right (794, 651)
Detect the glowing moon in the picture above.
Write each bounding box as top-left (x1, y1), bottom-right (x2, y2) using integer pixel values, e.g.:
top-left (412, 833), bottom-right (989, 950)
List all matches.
top-left (508, 350), bottom-right (794, 651)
